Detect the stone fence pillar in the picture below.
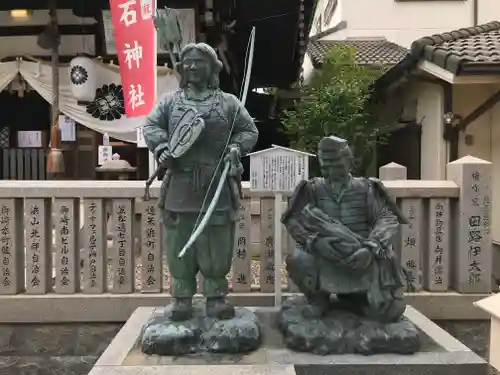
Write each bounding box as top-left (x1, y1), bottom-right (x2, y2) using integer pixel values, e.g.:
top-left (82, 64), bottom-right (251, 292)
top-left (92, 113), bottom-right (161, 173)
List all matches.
top-left (379, 162), bottom-right (413, 287)
top-left (379, 162), bottom-right (407, 180)
top-left (447, 156), bottom-right (492, 293)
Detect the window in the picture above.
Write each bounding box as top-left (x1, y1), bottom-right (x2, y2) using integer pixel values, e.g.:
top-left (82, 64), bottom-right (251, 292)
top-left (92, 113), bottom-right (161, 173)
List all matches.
top-left (315, 14), bottom-right (322, 33)
top-left (324, 0), bottom-right (338, 26)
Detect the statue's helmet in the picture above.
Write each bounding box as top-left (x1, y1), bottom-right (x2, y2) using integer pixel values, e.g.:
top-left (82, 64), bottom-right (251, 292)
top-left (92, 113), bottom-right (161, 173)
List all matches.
top-left (317, 136), bottom-right (354, 178)
top-left (318, 136), bottom-right (353, 160)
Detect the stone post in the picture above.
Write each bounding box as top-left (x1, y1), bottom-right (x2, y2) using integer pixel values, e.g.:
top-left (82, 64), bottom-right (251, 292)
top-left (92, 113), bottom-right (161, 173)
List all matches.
top-left (140, 200), bottom-right (163, 293)
top-left (260, 197), bottom-right (275, 293)
top-left (425, 198), bottom-right (450, 291)
top-left (0, 199), bottom-right (24, 295)
top-left (24, 198), bottom-right (52, 294)
top-left (82, 199), bottom-right (107, 294)
top-left (53, 198), bottom-right (80, 294)
top-left (447, 156), bottom-right (492, 293)
top-left (379, 162), bottom-right (407, 180)
top-left (400, 198), bottom-right (424, 292)
top-left (112, 199), bottom-right (135, 294)
top-left (232, 197), bottom-right (252, 293)
top-left (379, 162), bottom-right (410, 288)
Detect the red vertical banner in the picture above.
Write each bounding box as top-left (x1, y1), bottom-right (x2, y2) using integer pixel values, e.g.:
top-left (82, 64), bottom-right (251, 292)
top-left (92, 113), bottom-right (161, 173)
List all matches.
top-left (109, 0), bottom-right (156, 117)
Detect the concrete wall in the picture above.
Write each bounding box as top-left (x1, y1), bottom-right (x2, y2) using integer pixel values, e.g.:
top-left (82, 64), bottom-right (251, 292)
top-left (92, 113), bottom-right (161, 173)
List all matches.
top-left (311, 0), bottom-right (498, 48)
top-left (339, 0), bottom-right (471, 48)
top-left (452, 84), bottom-right (500, 241)
top-left (302, 53), bottom-right (316, 85)
top-left (416, 82), bottom-right (448, 180)
top-left (384, 81), bottom-right (500, 279)
top-left (378, 81), bottom-right (447, 180)
top-left (402, 82), bottom-right (500, 190)
top-left (411, 82), bottom-right (500, 240)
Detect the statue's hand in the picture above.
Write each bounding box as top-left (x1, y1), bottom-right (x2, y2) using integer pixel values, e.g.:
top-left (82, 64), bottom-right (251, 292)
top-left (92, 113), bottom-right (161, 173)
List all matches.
top-left (345, 248), bottom-right (373, 271)
top-left (153, 16), bottom-right (161, 29)
top-left (158, 149), bottom-right (172, 165)
top-left (312, 237), bottom-right (342, 261)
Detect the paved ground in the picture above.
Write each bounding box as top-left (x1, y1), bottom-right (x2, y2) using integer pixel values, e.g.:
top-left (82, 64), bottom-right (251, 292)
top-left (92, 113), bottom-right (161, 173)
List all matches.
top-left (7, 206), bottom-right (494, 373)
top-left (0, 319), bottom-right (495, 375)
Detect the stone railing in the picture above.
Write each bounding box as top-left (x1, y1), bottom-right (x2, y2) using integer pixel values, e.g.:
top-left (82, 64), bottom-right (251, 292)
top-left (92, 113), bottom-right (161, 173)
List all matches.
top-left (0, 156), bottom-right (492, 322)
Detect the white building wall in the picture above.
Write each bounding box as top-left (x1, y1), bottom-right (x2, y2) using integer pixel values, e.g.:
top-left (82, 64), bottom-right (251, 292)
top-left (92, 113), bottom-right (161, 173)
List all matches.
top-left (452, 84), bottom-right (500, 241)
top-left (416, 82), bottom-right (447, 180)
top-left (311, 0), bottom-right (498, 48)
top-left (416, 83), bottom-right (500, 240)
top-left (477, 0), bottom-right (500, 25)
top-left (302, 53), bottom-right (315, 84)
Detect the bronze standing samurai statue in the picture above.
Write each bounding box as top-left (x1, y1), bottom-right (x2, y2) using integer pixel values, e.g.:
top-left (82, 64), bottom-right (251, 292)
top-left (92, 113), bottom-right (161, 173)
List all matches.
top-left (143, 43), bottom-right (258, 322)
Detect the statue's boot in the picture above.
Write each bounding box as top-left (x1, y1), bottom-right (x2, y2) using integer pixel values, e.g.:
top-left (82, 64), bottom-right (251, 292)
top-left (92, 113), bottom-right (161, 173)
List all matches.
top-left (206, 297), bottom-right (235, 320)
top-left (303, 292), bottom-right (331, 318)
top-left (170, 298), bottom-right (193, 321)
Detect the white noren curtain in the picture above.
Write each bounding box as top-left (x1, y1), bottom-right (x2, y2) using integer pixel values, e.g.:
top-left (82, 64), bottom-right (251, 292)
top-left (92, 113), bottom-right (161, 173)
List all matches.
top-left (0, 59), bottom-right (179, 143)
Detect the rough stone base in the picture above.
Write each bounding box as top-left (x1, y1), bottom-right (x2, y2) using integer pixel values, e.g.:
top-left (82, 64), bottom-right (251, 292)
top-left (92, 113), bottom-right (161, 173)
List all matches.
top-left (277, 296), bottom-right (421, 355)
top-left (140, 302), bottom-right (261, 356)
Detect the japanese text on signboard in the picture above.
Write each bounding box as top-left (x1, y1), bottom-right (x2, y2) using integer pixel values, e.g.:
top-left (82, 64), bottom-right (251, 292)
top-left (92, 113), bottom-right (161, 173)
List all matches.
top-left (432, 202), bottom-right (445, 286)
top-left (467, 171), bottom-right (490, 285)
top-left (109, 0), bottom-right (156, 117)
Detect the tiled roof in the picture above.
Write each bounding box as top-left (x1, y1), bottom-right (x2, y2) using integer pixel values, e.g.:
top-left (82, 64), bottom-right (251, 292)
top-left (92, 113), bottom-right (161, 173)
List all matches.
top-left (410, 21), bottom-right (500, 74)
top-left (307, 39), bottom-right (409, 67)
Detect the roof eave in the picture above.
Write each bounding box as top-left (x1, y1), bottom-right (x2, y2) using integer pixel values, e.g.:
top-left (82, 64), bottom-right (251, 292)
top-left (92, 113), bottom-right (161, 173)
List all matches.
top-left (310, 21), bottom-right (348, 42)
top-left (373, 55), bottom-right (418, 91)
top-left (309, 54), bottom-right (323, 69)
top-left (376, 21), bottom-right (500, 89)
top-left (308, 59), bottom-right (401, 70)
top-left (459, 62), bottom-right (500, 76)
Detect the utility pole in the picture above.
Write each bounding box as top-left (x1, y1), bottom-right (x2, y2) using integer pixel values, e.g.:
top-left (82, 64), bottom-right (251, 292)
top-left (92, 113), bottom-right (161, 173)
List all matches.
top-left (46, 0), bottom-right (65, 178)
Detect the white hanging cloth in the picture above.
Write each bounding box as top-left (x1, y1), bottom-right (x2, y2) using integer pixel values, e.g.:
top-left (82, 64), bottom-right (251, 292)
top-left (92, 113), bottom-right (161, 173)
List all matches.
top-left (18, 59), bottom-right (179, 142)
top-left (0, 61), bottom-right (19, 93)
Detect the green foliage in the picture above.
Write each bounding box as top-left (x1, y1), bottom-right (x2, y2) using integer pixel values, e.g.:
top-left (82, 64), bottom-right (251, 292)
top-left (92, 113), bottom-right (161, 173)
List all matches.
top-left (281, 45), bottom-right (389, 175)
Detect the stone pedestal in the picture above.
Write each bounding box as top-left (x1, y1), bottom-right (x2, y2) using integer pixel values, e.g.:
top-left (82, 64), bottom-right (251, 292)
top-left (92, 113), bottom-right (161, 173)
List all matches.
top-left (277, 296), bottom-right (421, 355)
top-left (88, 304), bottom-right (488, 375)
top-left (447, 156), bottom-right (492, 293)
top-left (474, 293), bottom-right (500, 373)
top-left (140, 301), bottom-right (261, 356)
